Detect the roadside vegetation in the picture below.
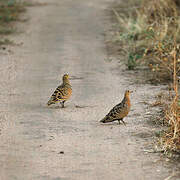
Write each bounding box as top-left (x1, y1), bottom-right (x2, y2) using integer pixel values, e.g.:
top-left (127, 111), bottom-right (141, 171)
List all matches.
top-left (110, 0), bottom-right (180, 155)
top-left (0, 0), bottom-right (26, 46)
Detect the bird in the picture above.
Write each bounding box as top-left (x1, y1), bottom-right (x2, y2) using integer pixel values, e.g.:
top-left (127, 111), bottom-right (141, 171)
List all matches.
top-left (47, 74), bottom-right (72, 108)
top-left (100, 90), bottom-right (132, 125)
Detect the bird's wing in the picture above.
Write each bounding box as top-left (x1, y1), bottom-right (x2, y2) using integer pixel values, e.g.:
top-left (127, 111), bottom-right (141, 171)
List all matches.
top-left (107, 105), bottom-right (121, 119)
top-left (106, 101), bottom-right (127, 119)
top-left (52, 84), bottom-right (69, 101)
top-left (100, 101), bottom-right (126, 123)
top-left (47, 83), bottom-right (72, 106)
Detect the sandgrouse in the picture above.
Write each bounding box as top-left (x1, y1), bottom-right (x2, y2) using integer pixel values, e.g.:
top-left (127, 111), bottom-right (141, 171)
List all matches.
top-left (100, 90), bottom-right (132, 125)
top-left (47, 74), bottom-right (72, 108)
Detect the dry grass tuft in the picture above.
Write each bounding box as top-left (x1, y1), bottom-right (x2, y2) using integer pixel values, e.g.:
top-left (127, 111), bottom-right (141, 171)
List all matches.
top-left (112, 0), bottom-right (180, 82)
top-left (160, 49), bottom-right (180, 153)
top-left (111, 0), bottom-right (180, 153)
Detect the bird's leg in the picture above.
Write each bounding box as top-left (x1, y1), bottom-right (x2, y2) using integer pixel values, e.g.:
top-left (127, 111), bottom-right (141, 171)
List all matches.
top-left (58, 102), bottom-right (62, 108)
top-left (116, 119), bottom-right (126, 126)
top-left (61, 101), bottom-right (65, 108)
top-left (121, 119), bottom-right (126, 126)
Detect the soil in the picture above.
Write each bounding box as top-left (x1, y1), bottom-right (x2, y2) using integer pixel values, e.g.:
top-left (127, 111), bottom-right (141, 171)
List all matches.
top-left (0, 0), bottom-right (179, 179)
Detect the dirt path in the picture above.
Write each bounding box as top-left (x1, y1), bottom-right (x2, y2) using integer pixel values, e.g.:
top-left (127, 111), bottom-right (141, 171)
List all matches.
top-left (0, 0), bottom-right (179, 180)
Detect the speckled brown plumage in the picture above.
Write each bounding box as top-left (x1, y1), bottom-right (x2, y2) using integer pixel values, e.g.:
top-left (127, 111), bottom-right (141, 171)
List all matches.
top-left (47, 74), bottom-right (72, 108)
top-left (100, 90), bottom-right (132, 125)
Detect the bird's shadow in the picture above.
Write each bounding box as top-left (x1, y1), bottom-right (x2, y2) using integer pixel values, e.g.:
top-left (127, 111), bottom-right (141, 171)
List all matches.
top-left (70, 75), bottom-right (84, 80)
top-left (74, 105), bottom-right (95, 108)
top-left (99, 122), bottom-right (126, 126)
top-left (46, 105), bottom-right (63, 109)
top-left (45, 104), bottom-right (95, 109)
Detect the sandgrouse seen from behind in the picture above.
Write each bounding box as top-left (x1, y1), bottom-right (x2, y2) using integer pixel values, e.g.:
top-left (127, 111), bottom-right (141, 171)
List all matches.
top-left (47, 74), bottom-right (72, 108)
top-left (100, 90), bottom-right (132, 125)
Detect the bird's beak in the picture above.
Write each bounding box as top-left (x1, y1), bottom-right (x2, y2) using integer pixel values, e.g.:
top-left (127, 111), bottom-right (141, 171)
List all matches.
top-left (130, 90), bottom-right (133, 93)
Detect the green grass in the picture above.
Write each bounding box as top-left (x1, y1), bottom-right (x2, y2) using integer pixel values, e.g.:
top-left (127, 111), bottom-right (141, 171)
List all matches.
top-left (0, 26), bottom-right (15, 34)
top-left (0, 38), bottom-right (13, 45)
top-left (0, 0), bottom-right (26, 46)
top-left (0, 0), bottom-right (26, 23)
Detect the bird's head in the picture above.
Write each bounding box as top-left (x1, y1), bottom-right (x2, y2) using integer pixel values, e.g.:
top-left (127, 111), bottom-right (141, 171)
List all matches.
top-left (125, 90), bottom-right (133, 97)
top-left (62, 73), bottom-right (70, 82)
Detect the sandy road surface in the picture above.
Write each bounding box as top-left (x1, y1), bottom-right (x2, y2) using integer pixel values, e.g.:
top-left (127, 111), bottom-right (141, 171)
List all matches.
top-left (0, 0), bottom-right (179, 179)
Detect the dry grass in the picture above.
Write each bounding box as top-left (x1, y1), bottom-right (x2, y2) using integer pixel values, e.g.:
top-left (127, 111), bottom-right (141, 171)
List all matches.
top-left (140, 0), bottom-right (180, 82)
top-left (160, 49), bottom-right (180, 154)
top-left (112, 0), bottom-right (180, 82)
top-left (111, 0), bottom-right (180, 153)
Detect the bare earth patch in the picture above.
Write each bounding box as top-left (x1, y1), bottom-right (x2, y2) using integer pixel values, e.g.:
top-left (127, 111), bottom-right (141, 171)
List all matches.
top-left (0, 0), bottom-right (179, 180)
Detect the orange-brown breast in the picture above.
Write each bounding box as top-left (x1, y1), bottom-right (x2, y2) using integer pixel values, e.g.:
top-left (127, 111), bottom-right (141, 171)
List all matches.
top-left (117, 96), bottom-right (131, 119)
top-left (64, 86), bottom-right (72, 100)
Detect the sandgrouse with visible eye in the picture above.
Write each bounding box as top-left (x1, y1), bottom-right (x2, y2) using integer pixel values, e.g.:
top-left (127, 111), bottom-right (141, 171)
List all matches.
top-left (100, 90), bottom-right (132, 125)
top-left (47, 74), bottom-right (72, 108)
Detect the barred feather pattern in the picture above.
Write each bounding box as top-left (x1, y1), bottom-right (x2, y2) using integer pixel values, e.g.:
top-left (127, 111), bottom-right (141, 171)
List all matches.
top-left (100, 90), bottom-right (131, 124)
top-left (47, 74), bottom-right (72, 106)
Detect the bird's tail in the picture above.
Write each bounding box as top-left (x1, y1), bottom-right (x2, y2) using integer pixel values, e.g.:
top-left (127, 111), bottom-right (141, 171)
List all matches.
top-left (100, 116), bottom-right (113, 123)
top-left (47, 99), bottom-right (55, 106)
top-left (100, 117), bottom-right (106, 123)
